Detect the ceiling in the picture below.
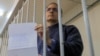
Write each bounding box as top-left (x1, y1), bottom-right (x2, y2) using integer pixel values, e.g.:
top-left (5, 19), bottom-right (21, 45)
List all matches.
top-left (0, 0), bottom-right (15, 11)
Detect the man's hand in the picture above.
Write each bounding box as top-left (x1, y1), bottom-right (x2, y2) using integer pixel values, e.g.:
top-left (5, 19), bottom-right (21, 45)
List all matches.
top-left (35, 24), bottom-right (43, 39)
top-left (38, 54), bottom-right (42, 56)
top-left (35, 24), bottom-right (51, 46)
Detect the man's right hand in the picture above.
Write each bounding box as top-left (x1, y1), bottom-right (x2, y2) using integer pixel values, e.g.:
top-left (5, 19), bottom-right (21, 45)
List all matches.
top-left (38, 54), bottom-right (42, 56)
top-left (35, 24), bottom-right (43, 39)
top-left (35, 24), bottom-right (52, 46)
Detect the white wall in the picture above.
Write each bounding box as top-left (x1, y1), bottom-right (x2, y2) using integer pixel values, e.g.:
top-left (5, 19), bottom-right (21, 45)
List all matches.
top-left (64, 2), bottom-right (100, 56)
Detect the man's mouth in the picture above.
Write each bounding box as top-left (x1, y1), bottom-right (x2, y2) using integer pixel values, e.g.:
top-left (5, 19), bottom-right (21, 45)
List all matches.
top-left (49, 15), bottom-right (53, 17)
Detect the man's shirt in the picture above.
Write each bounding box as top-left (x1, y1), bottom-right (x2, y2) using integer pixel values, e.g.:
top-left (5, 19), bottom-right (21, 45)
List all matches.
top-left (37, 23), bottom-right (83, 56)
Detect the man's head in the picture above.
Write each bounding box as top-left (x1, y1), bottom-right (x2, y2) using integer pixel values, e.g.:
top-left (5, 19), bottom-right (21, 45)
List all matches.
top-left (46, 2), bottom-right (59, 23)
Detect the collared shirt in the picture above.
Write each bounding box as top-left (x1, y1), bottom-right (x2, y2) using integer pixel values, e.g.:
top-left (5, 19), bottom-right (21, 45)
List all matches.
top-left (37, 23), bottom-right (83, 56)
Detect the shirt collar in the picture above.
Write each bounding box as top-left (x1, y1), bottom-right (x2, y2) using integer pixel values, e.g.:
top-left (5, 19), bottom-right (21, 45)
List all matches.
top-left (48, 23), bottom-right (58, 30)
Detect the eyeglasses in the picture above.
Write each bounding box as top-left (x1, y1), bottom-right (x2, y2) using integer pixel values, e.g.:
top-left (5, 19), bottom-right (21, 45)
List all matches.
top-left (46, 8), bottom-right (58, 12)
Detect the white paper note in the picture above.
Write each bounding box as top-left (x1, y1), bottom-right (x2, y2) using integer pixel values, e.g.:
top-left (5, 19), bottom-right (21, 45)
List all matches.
top-left (8, 23), bottom-right (38, 56)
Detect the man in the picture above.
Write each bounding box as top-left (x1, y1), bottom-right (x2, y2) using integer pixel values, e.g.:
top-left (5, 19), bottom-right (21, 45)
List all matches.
top-left (35, 2), bottom-right (83, 56)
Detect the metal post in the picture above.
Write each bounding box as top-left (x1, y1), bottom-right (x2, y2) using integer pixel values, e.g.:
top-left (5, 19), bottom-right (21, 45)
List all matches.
top-left (26, 0), bottom-right (29, 23)
top-left (17, 10), bottom-right (20, 23)
top-left (13, 16), bottom-right (15, 24)
top-left (33, 0), bottom-right (36, 22)
top-left (21, 6), bottom-right (23, 23)
top-left (0, 35), bottom-right (3, 56)
top-left (81, 0), bottom-right (95, 56)
top-left (21, 1), bottom-right (24, 23)
top-left (16, 14), bottom-right (18, 24)
top-left (57, 0), bottom-right (64, 56)
top-left (43, 0), bottom-right (46, 56)
top-left (16, 11), bottom-right (19, 24)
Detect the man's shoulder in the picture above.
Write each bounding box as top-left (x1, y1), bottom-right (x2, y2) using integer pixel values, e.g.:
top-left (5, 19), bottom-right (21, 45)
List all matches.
top-left (63, 24), bottom-right (77, 29)
top-left (62, 24), bottom-right (80, 33)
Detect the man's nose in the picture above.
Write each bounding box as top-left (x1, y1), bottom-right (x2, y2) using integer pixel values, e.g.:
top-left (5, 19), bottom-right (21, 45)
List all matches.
top-left (49, 9), bottom-right (54, 13)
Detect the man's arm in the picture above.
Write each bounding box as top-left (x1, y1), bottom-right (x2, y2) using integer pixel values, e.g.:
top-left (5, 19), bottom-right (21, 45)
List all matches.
top-left (64, 25), bottom-right (83, 56)
top-left (47, 25), bottom-right (83, 56)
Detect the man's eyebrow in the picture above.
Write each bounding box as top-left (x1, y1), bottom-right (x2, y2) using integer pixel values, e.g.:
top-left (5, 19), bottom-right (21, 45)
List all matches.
top-left (47, 7), bottom-right (57, 9)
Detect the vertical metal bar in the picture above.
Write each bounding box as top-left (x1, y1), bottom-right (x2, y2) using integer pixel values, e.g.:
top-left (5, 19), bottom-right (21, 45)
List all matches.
top-left (33, 0), bottom-right (36, 22)
top-left (0, 35), bottom-right (2, 52)
top-left (12, 16), bottom-right (15, 24)
top-left (57, 0), bottom-right (64, 56)
top-left (15, 16), bottom-right (17, 24)
top-left (26, 0), bottom-right (29, 23)
top-left (4, 30), bottom-right (7, 56)
top-left (6, 30), bottom-right (9, 47)
top-left (43, 0), bottom-right (46, 56)
top-left (17, 10), bottom-right (20, 23)
top-left (1, 32), bottom-right (5, 56)
top-left (0, 35), bottom-right (3, 56)
top-left (81, 0), bottom-right (95, 56)
top-left (1, 33), bottom-right (3, 56)
top-left (16, 15), bottom-right (18, 24)
top-left (21, 7), bottom-right (23, 23)
top-left (21, 2), bottom-right (24, 23)
top-left (16, 14), bottom-right (18, 24)
top-left (3, 32), bottom-right (6, 56)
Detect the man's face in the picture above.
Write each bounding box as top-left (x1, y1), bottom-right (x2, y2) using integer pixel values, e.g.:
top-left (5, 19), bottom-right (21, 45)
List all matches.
top-left (46, 4), bottom-right (58, 22)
